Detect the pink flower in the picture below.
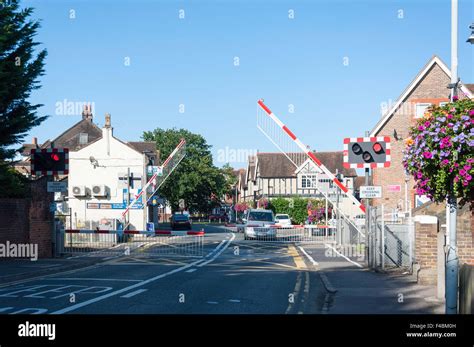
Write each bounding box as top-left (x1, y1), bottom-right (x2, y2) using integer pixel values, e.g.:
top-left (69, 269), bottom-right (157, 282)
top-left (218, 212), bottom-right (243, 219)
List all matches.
top-left (454, 176), bottom-right (460, 183)
top-left (466, 174), bottom-right (472, 181)
top-left (447, 114), bottom-right (453, 119)
top-left (453, 96), bottom-right (459, 101)
top-left (469, 110), bottom-right (474, 116)
top-left (423, 152), bottom-right (432, 159)
top-left (459, 169), bottom-right (466, 176)
top-left (464, 165), bottom-right (471, 171)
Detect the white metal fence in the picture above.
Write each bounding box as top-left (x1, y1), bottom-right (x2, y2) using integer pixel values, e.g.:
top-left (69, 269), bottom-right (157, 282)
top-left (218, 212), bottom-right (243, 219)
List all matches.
top-left (240, 226), bottom-right (336, 243)
top-left (367, 205), bottom-right (414, 270)
top-left (59, 230), bottom-right (204, 258)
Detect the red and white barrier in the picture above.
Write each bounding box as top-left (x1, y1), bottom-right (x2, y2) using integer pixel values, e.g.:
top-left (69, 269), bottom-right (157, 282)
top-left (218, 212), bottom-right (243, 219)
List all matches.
top-left (65, 229), bottom-right (204, 236)
top-left (257, 99), bottom-right (366, 214)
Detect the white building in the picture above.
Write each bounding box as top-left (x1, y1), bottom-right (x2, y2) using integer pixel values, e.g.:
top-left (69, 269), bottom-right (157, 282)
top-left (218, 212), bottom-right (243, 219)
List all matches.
top-left (68, 114), bottom-right (158, 230)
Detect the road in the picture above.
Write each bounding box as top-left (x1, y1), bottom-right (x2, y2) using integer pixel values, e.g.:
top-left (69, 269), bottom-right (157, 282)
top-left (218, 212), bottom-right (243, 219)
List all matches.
top-left (0, 225), bottom-right (328, 314)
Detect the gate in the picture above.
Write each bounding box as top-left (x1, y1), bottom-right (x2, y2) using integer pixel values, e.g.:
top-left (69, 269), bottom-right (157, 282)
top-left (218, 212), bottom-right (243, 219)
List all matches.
top-left (367, 205), bottom-right (414, 270)
top-left (60, 229), bottom-right (204, 258)
top-left (241, 225), bottom-right (336, 243)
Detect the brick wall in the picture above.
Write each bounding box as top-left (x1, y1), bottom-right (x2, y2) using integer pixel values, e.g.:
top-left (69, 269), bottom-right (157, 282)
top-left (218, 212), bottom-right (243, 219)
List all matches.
top-left (413, 201), bottom-right (474, 285)
top-left (0, 177), bottom-right (53, 258)
top-left (414, 221), bottom-right (438, 285)
top-left (373, 63), bottom-right (451, 210)
top-left (0, 199), bottom-right (29, 245)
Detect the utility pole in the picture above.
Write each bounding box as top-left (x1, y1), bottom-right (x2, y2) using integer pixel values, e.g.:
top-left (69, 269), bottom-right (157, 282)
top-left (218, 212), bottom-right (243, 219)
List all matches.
top-left (445, 0), bottom-right (459, 315)
top-left (336, 169), bottom-right (341, 245)
top-left (364, 130), bottom-right (370, 268)
top-left (126, 167), bottom-right (131, 231)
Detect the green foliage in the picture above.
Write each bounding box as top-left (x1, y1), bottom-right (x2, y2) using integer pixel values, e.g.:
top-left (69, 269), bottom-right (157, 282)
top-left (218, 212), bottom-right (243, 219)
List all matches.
top-left (142, 128), bottom-right (227, 213)
top-left (0, 0), bottom-right (47, 198)
top-left (0, 0), bottom-right (48, 162)
top-left (0, 163), bottom-right (28, 198)
top-left (268, 196), bottom-right (325, 224)
top-left (403, 98), bottom-right (473, 206)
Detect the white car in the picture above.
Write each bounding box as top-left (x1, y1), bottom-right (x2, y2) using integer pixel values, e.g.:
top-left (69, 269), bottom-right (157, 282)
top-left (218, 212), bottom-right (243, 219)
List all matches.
top-left (275, 214), bottom-right (292, 227)
top-left (242, 209), bottom-right (276, 240)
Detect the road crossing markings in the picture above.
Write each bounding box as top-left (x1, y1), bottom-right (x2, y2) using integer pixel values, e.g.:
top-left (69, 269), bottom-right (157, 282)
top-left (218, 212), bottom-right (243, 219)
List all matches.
top-left (51, 233), bottom-right (234, 314)
top-left (324, 243), bottom-right (363, 268)
top-left (197, 233), bottom-right (235, 268)
top-left (185, 269), bottom-right (197, 273)
top-left (206, 301), bottom-right (219, 305)
top-left (228, 299), bottom-right (240, 303)
top-left (287, 245), bottom-right (306, 269)
top-left (49, 278), bottom-right (143, 282)
top-left (120, 289), bottom-right (148, 298)
top-left (298, 246), bottom-right (319, 266)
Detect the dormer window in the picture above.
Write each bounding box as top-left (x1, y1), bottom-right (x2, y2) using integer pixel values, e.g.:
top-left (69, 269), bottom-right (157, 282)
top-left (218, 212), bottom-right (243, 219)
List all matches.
top-left (79, 133), bottom-right (88, 145)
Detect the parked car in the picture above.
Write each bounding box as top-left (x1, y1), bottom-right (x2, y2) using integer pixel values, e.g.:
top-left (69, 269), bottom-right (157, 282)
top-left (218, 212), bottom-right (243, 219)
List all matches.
top-left (208, 213), bottom-right (227, 222)
top-left (170, 213), bottom-right (192, 230)
top-left (275, 214), bottom-right (292, 227)
top-left (242, 209), bottom-right (276, 240)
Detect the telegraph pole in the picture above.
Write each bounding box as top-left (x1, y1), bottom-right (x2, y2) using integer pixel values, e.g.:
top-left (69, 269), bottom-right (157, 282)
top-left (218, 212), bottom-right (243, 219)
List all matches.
top-left (445, 0), bottom-right (459, 314)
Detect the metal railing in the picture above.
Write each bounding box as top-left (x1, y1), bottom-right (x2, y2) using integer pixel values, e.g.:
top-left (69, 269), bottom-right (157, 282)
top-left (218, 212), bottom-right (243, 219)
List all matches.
top-left (242, 226), bottom-right (336, 243)
top-left (61, 229), bottom-right (204, 258)
top-left (367, 205), bottom-right (414, 270)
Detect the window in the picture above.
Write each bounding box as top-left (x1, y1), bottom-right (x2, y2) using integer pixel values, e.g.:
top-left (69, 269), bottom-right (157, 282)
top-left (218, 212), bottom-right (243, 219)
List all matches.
top-left (415, 103), bottom-right (431, 119)
top-left (79, 133), bottom-right (88, 145)
top-left (302, 174), bottom-right (317, 188)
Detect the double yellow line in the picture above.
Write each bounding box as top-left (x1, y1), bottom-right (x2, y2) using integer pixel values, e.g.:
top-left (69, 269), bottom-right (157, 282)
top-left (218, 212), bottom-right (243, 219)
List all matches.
top-left (288, 244), bottom-right (306, 269)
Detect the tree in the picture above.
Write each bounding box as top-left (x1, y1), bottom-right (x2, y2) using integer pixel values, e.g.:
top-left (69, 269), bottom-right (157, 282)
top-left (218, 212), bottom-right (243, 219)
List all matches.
top-left (220, 163), bottom-right (238, 201)
top-left (0, 0), bottom-right (47, 197)
top-left (142, 128), bottom-right (226, 213)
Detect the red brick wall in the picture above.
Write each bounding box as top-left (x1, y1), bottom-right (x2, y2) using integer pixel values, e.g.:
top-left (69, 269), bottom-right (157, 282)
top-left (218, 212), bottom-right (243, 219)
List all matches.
top-left (414, 202), bottom-right (474, 274)
top-left (0, 199), bottom-right (30, 245)
top-left (372, 63), bottom-right (451, 210)
top-left (415, 221), bottom-right (438, 285)
top-left (0, 177), bottom-right (53, 258)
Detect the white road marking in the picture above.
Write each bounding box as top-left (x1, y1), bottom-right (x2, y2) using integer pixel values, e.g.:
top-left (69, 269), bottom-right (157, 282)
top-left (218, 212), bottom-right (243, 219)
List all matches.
top-left (324, 244), bottom-right (363, 268)
top-left (185, 269), bottom-right (197, 273)
top-left (197, 233), bottom-right (235, 267)
top-left (51, 233), bottom-right (233, 314)
top-left (120, 289), bottom-right (148, 298)
top-left (228, 299), bottom-right (240, 303)
top-left (298, 246), bottom-right (319, 266)
top-left (49, 278), bottom-right (142, 282)
top-left (207, 301), bottom-right (219, 304)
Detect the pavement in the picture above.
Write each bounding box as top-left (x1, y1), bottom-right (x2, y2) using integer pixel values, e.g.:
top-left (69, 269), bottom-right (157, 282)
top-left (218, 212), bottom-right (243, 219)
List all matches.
top-left (0, 224), bottom-right (443, 314)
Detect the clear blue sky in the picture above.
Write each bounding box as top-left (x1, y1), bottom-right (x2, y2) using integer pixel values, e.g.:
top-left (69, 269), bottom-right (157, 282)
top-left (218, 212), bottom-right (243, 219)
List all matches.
top-left (23, 0), bottom-right (474, 167)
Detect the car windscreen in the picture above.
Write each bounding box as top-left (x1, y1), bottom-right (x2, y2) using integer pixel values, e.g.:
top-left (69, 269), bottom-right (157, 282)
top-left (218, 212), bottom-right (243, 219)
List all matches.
top-left (248, 212), bottom-right (273, 222)
top-left (173, 215), bottom-right (189, 220)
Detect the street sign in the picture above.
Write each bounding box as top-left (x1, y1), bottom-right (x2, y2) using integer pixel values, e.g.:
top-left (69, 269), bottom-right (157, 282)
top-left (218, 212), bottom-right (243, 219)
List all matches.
top-left (47, 181), bottom-right (67, 193)
top-left (387, 185), bottom-right (401, 193)
top-left (147, 166), bottom-right (163, 176)
top-left (179, 199), bottom-right (185, 209)
top-left (360, 186), bottom-right (382, 199)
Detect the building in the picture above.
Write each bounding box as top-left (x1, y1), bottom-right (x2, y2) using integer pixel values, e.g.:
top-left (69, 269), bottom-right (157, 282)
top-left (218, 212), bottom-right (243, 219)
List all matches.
top-left (15, 105), bottom-right (102, 176)
top-left (370, 55), bottom-right (473, 211)
top-left (68, 114), bottom-right (158, 230)
top-left (239, 151), bottom-right (360, 217)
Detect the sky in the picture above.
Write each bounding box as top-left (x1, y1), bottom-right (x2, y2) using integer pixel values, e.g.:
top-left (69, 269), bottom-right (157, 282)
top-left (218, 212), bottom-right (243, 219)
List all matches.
top-left (21, 0), bottom-right (474, 168)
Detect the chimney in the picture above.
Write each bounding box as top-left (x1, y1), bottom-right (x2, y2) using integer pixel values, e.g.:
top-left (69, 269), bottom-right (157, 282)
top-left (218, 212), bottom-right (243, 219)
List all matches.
top-left (104, 113), bottom-right (111, 128)
top-left (32, 137), bottom-right (38, 146)
top-left (82, 103), bottom-right (93, 121)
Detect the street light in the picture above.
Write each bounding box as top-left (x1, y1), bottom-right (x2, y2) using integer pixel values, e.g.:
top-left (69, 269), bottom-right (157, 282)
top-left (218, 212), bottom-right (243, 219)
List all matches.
top-left (467, 23), bottom-right (474, 44)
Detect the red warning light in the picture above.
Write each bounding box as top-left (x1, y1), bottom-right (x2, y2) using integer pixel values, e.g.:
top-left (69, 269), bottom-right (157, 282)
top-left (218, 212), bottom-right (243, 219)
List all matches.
top-left (50, 153), bottom-right (60, 161)
top-left (373, 142), bottom-right (383, 153)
